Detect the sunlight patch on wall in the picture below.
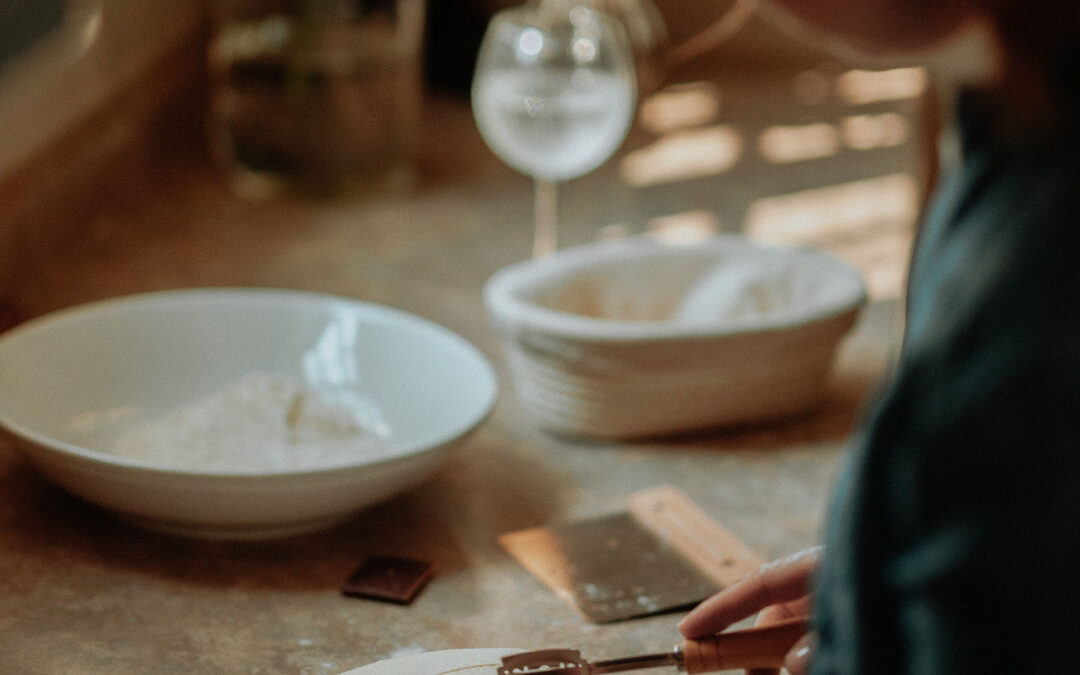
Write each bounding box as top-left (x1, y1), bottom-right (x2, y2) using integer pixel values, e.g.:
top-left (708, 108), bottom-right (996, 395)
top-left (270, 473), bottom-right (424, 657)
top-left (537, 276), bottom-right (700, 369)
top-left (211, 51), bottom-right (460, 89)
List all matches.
top-left (638, 81), bottom-right (722, 135)
top-left (620, 125), bottom-right (742, 187)
top-left (744, 173), bottom-right (919, 299)
top-left (647, 210), bottom-right (720, 245)
top-left (841, 112), bottom-right (909, 150)
top-left (836, 67), bottom-right (927, 105)
top-left (745, 173), bottom-right (918, 240)
top-left (758, 122), bottom-right (840, 164)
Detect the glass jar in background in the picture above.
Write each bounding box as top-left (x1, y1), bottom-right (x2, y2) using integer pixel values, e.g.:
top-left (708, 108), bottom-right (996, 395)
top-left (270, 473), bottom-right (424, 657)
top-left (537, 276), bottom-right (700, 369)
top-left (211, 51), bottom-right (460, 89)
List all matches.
top-left (207, 0), bottom-right (425, 200)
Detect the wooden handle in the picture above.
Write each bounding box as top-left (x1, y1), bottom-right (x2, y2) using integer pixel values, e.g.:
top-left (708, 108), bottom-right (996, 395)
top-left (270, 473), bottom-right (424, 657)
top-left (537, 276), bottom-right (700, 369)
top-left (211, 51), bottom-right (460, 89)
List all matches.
top-left (681, 617), bottom-right (809, 673)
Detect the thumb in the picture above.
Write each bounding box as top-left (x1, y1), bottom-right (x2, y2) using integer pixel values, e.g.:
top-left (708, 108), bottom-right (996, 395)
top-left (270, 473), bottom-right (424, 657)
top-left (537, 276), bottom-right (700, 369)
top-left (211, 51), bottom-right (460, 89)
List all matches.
top-left (783, 632), bottom-right (815, 675)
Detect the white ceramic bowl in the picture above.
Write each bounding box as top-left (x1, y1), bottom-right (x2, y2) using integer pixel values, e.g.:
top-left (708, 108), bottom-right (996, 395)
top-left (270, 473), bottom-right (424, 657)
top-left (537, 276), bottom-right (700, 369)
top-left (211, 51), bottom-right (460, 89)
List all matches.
top-left (484, 235), bottom-right (866, 439)
top-left (0, 288), bottom-right (497, 539)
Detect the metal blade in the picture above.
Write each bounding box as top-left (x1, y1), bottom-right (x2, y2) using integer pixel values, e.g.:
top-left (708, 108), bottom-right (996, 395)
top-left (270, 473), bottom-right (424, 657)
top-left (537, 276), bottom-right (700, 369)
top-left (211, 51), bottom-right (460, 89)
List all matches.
top-left (499, 649), bottom-right (589, 674)
top-left (500, 646), bottom-right (681, 675)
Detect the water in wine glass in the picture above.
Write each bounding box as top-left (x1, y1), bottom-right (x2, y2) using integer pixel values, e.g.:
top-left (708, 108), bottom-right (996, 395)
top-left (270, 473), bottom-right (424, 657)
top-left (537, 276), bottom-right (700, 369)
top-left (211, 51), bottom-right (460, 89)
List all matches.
top-left (473, 67), bottom-right (635, 182)
top-left (472, 2), bottom-right (637, 256)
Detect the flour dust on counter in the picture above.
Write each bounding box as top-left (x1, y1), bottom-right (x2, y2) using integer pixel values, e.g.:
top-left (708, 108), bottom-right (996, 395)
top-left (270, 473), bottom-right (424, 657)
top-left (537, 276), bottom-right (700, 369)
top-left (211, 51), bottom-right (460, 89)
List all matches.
top-left (109, 372), bottom-right (394, 472)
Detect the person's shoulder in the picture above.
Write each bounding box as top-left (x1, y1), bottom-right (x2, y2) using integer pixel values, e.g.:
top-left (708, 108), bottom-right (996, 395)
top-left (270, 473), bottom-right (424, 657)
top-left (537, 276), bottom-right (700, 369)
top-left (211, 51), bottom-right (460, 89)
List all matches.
top-left (951, 146), bottom-right (1080, 288)
top-left (904, 149), bottom-right (1080, 364)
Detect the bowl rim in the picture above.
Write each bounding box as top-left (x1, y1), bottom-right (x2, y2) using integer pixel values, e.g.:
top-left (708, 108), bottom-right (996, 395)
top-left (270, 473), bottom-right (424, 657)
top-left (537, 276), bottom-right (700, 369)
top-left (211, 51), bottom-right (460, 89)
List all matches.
top-left (484, 234), bottom-right (868, 343)
top-left (0, 287), bottom-right (498, 480)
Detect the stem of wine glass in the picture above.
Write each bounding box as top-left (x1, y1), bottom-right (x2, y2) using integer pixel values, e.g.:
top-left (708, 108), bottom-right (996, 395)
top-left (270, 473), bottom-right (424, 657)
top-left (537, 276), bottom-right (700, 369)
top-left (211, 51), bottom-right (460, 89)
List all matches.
top-left (533, 179), bottom-right (558, 259)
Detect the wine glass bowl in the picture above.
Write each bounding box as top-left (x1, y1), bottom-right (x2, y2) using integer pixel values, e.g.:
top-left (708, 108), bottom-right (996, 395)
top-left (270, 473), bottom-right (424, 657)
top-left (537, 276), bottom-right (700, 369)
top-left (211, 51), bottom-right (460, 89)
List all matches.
top-left (471, 0), bottom-right (638, 255)
top-left (472, 2), bottom-right (637, 181)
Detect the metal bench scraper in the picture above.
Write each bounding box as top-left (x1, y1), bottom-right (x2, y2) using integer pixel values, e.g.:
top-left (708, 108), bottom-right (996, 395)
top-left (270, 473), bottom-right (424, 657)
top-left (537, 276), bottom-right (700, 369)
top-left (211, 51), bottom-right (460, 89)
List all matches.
top-left (498, 486), bottom-right (764, 623)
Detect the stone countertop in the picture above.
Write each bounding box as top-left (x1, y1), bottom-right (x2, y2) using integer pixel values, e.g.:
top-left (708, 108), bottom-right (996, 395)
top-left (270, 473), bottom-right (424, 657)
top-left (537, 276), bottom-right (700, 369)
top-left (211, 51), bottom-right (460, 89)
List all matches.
top-left (0, 76), bottom-right (911, 673)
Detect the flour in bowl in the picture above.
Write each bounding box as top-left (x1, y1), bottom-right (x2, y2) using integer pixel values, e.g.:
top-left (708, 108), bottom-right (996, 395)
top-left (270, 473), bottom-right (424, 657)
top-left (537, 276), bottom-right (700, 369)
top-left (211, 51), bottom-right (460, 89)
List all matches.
top-left (110, 373), bottom-right (394, 471)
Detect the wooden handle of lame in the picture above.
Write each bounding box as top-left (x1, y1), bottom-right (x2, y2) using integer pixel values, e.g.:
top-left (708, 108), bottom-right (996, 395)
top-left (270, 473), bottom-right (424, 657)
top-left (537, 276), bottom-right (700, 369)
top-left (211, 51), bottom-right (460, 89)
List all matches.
top-left (681, 616), bottom-right (810, 673)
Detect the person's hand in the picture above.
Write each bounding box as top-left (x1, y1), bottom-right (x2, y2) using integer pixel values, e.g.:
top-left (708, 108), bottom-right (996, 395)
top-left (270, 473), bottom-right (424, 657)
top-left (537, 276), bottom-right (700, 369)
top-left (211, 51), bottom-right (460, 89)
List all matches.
top-left (678, 546), bottom-right (822, 675)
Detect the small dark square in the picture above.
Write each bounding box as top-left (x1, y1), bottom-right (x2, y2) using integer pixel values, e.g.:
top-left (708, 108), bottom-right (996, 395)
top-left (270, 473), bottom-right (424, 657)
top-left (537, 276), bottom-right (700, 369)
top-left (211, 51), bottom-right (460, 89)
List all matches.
top-left (342, 556), bottom-right (434, 605)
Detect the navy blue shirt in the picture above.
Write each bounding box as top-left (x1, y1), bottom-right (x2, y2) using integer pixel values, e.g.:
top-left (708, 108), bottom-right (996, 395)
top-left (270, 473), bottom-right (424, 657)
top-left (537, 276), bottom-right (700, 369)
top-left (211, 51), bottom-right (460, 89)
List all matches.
top-left (811, 90), bottom-right (1080, 673)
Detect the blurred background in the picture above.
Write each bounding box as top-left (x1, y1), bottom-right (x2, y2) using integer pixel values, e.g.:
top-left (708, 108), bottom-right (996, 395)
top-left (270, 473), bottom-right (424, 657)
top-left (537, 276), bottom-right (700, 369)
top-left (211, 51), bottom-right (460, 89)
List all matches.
top-left (0, 0), bottom-right (937, 329)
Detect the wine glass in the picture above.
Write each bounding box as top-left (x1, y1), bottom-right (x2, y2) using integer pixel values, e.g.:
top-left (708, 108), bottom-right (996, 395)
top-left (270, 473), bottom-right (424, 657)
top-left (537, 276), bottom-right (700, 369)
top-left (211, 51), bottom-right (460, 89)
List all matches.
top-left (472, 0), bottom-right (637, 258)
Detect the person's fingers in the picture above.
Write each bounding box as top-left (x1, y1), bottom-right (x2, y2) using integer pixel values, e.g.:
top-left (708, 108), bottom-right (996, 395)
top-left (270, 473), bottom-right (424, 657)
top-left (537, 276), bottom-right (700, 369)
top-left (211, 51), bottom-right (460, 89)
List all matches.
top-left (754, 594), bottom-right (814, 625)
top-left (739, 600), bottom-right (813, 675)
top-left (783, 632), bottom-right (815, 675)
top-left (679, 546), bottom-right (822, 638)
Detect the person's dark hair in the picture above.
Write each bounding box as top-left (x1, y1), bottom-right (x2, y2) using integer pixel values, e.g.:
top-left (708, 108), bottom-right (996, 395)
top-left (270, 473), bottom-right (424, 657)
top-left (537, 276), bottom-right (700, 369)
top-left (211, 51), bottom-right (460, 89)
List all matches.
top-left (977, 0), bottom-right (1080, 116)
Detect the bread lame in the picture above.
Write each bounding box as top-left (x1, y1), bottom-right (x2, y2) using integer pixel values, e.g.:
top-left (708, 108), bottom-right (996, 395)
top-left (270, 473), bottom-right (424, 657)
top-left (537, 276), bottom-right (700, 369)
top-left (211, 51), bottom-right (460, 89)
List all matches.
top-left (497, 616), bottom-right (808, 674)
